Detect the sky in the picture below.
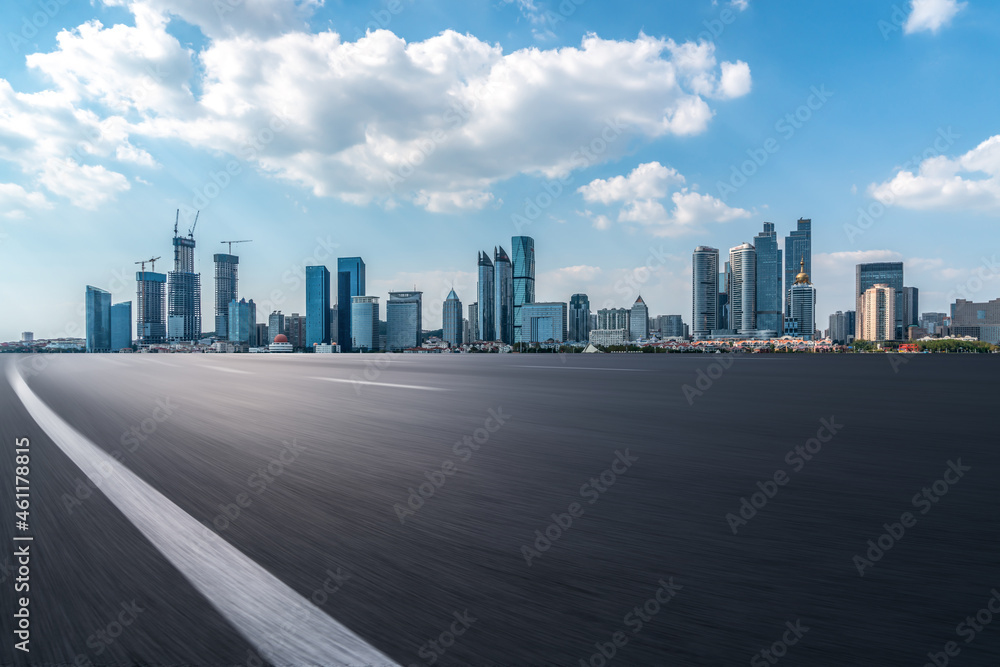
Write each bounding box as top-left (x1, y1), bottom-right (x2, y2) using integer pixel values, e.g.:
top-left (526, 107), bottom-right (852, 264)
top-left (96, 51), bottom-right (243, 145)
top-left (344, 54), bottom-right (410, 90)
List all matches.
top-left (1, 0), bottom-right (998, 341)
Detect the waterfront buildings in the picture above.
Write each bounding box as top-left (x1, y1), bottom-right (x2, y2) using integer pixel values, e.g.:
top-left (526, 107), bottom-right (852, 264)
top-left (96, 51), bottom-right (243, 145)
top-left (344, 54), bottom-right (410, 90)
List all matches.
top-left (658, 315), bottom-right (684, 338)
top-left (569, 294), bottom-right (591, 342)
top-left (588, 329), bottom-right (628, 347)
top-left (903, 286), bottom-right (919, 330)
top-left (630, 296), bottom-right (649, 341)
top-left (111, 302), bottom-right (132, 351)
top-left (85, 285), bottom-right (111, 352)
top-left (521, 302), bottom-right (567, 343)
top-left (512, 236), bottom-right (535, 344)
top-left (597, 308), bottom-right (630, 331)
top-left (287, 313), bottom-right (307, 351)
top-left (387, 291), bottom-right (422, 351)
top-left (468, 302), bottom-right (479, 341)
top-left (788, 259), bottom-right (816, 340)
top-left (228, 298), bottom-right (256, 344)
top-left (495, 246), bottom-right (514, 345)
top-left (306, 265), bottom-right (331, 348)
top-left (951, 298), bottom-right (1000, 343)
top-left (692, 246), bottom-right (719, 338)
top-left (858, 283), bottom-right (896, 341)
top-left (268, 311), bottom-right (285, 343)
top-left (828, 310), bottom-right (855, 345)
top-left (754, 222), bottom-right (783, 334)
top-left (856, 262), bottom-right (904, 340)
top-left (443, 290), bottom-right (463, 348)
top-left (351, 295), bottom-right (379, 352)
top-left (137, 270), bottom-right (167, 344)
top-left (729, 243), bottom-right (756, 334)
top-left (214, 253), bottom-right (239, 339)
top-left (337, 257), bottom-right (366, 352)
top-left (477, 252), bottom-right (495, 341)
top-left (784, 218), bottom-right (811, 320)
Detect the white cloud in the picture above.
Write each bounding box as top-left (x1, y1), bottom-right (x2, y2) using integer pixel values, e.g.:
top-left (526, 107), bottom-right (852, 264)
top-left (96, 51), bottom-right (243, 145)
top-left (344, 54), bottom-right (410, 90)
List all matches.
top-left (730, 0), bottom-right (750, 11)
top-left (40, 158), bottom-right (131, 210)
top-left (870, 135), bottom-right (1000, 212)
top-left (100, 0), bottom-right (322, 39)
top-left (578, 162), bottom-right (750, 236)
top-left (0, 183), bottom-right (53, 218)
top-left (717, 60), bottom-right (752, 99)
top-left (904, 0), bottom-right (967, 34)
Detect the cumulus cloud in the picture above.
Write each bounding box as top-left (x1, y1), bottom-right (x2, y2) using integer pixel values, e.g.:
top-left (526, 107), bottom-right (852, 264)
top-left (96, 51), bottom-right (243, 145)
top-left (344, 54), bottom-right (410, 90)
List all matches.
top-left (40, 158), bottom-right (131, 210)
top-left (870, 135), bottom-right (1000, 212)
top-left (0, 183), bottom-right (53, 218)
top-left (578, 162), bottom-right (750, 236)
top-left (904, 0), bottom-right (967, 34)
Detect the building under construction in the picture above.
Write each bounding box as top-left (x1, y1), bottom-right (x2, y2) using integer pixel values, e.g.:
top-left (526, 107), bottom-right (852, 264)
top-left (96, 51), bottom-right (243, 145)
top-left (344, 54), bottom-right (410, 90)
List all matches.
top-left (137, 269), bottom-right (167, 344)
top-left (167, 212), bottom-right (202, 342)
top-left (214, 253), bottom-right (239, 338)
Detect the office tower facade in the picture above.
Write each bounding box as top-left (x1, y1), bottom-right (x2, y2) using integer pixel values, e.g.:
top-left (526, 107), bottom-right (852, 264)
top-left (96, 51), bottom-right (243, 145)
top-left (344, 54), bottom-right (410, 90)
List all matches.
top-left (568, 294), bottom-right (591, 342)
top-left (468, 302), bottom-right (479, 341)
top-left (856, 262), bottom-right (904, 340)
top-left (213, 253), bottom-right (239, 338)
top-left (286, 313), bottom-right (307, 350)
top-left (754, 222), bottom-right (783, 334)
top-left (387, 291), bottom-right (423, 351)
top-left (443, 289), bottom-right (463, 348)
top-left (597, 308), bottom-right (631, 330)
top-left (630, 296), bottom-right (649, 341)
top-left (729, 243), bottom-right (757, 334)
top-left (136, 271), bottom-right (167, 344)
top-left (329, 306), bottom-right (339, 344)
top-left (228, 298), bottom-right (256, 344)
top-left (788, 259), bottom-right (816, 340)
top-left (462, 319), bottom-right (471, 346)
top-left (351, 296), bottom-right (379, 352)
top-left (337, 257), bottom-right (366, 352)
top-left (477, 251), bottom-right (495, 340)
top-left (828, 310), bottom-right (855, 344)
top-left (951, 298), bottom-right (1000, 344)
top-left (512, 236), bottom-right (535, 343)
top-left (255, 322), bottom-right (269, 347)
top-left (305, 265), bottom-right (331, 348)
top-left (858, 284), bottom-right (896, 341)
top-left (21, 332), bottom-right (33, 342)
top-left (784, 218), bottom-right (811, 319)
top-left (903, 286), bottom-right (919, 330)
top-left (168, 227), bottom-right (201, 342)
top-left (920, 312), bottom-right (948, 334)
top-left (692, 246), bottom-right (719, 337)
top-left (268, 311), bottom-right (285, 343)
top-left (659, 315), bottom-right (684, 338)
top-left (494, 246), bottom-right (514, 344)
top-left (111, 302), bottom-right (132, 351)
top-left (86, 285), bottom-right (111, 352)
top-left (521, 302), bottom-right (567, 343)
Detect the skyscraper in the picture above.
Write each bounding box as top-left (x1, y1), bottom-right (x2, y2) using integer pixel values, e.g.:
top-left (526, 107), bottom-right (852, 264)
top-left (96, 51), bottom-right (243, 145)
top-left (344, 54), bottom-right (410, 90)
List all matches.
top-left (387, 291), bottom-right (423, 351)
top-left (351, 296), bottom-right (379, 352)
top-left (784, 218), bottom-right (811, 319)
top-left (268, 311), bottom-right (285, 343)
top-left (659, 315), bottom-right (685, 338)
top-left (788, 259), bottom-right (816, 340)
top-left (228, 298), bottom-right (256, 344)
top-left (630, 296), bottom-right (649, 341)
top-left (111, 301), bottom-right (132, 351)
top-left (569, 294), bottom-right (591, 342)
top-left (597, 308), bottom-right (631, 330)
top-left (337, 257), bottom-right (366, 352)
top-left (729, 243), bottom-right (756, 334)
top-left (443, 289), bottom-right (463, 348)
top-left (85, 285), bottom-right (111, 352)
top-left (477, 251), bottom-right (495, 340)
top-left (856, 262), bottom-right (904, 340)
top-left (858, 284), bottom-right (896, 341)
top-left (306, 265), bottom-right (331, 348)
top-left (692, 246), bottom-right (719, 338)
top-left (168, 223), bottom-right (201, 342)
top-left (512, 236), bottom-right (535, 344)
top-left (214, 253), bottom-right (239, 339)
top-left (137, 270), bottom-right (167, 345)
top-left (754, 221), bottom-right (783, 334)
top-left (903, 286), bottom-right (919, 330)
top-left (468, 302), bottom-right (479, 341)
top-left (287, 313), bottom-right (307, 350)
top-left (828, 310), bottom-right (855, 344)
top-left (495, 246), bottom-right (514, 345)
top-left (521, 302), bottom-right (567, 343)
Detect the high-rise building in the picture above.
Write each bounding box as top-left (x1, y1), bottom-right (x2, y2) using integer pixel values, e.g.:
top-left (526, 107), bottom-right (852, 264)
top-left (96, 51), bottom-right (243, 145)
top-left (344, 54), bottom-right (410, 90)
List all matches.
top-left (351, 296), bottom-right (379, 352)
top-left (306, 265), bottom-right (331, 348)
top-left (387, 291), bottom-right (422, 351)
top-left (136, 270), bottom-right (167, 345)
top-left (589, 313), bottom-right (598, 332)
top-left (228, 298), bottom-right (256, 344)
top-left (568, 294), bottom-right (591, 342)
top-left (784, 218), bottom-right (811, 319)
top-left (443, 290), bottom-right (463, 348)
top-left (951, 298), bottom-right (1000, 344)
top-left (903, 286), bottom-right (919, 329)
top-left (920, 312), bottom-right (948, 334)
top-left (168, 224), bottom-right (201, 342)
top-left (856, 262), bottom-right (904, 340)
top-left (462, 319), bottom-right (472, 346)
top-left (630, 296), bottom-right (649, 341)
top-left (729, 243), bottom-right (757, 334)
top-left (828, 311), bottom-right (856, 344)
top-left (255, 322), bottom-right (269, 348)
top-left (692, 246), bottom-right (719, 337)
top-left (329, 306), bottom-right (339, 344)
top-left (268, 311), bottom-right (285, 343)
top-left (659, 315), bottom-right (685, 338)
top-left (468, 302), bottom-right (480, 341)
top-left (286, 313), bottom-right (307, 350)
top-left (788, 259), bottom-right (816, 340)
top-left (512, 236), bottom-right (535, 343)
top-left (337, 257), bottom-right (366, 352)
top-left (754, 222), bottom-right (783, 334)
top-left (494, 246), bottom-right (514, 344)
top-left (21, 332), bottom-right (33, 343)
top-left (597, 308), bottom-right (630, 330)
top-left (85, 285), bottom-right (111, 352)
top-left (858, 284), bottom-right (896, 341)
top-left (111, 302), bottom-right (132, 351)
top-left (521, 302), bottom-right (567, 343)
top-left (477, 251), bottom-right (495, 340)
top-left (214, 253), bottom-right (239, 339)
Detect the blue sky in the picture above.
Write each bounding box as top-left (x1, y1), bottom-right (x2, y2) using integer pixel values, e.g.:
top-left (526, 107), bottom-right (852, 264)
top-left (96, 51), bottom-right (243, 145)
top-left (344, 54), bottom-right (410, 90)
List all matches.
top-left (1, 0), bottom-right (998, 341)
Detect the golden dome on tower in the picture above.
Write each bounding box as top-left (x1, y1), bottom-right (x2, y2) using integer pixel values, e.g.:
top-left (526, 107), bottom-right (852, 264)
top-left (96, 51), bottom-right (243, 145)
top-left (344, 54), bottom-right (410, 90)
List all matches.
top-left (794, 257), bottom-right (810, 285)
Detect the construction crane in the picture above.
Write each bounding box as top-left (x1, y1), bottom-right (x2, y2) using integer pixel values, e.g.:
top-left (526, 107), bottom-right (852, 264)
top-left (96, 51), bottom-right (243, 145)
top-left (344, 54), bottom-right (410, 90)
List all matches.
top-left (173, 209), bottom-right (179, 237)
top-left (134, 256), bottom-right (161, 347)
top-left (188, 210), bottom-right (199, 239)
top-left (221, 240), bottom-right (252, 254)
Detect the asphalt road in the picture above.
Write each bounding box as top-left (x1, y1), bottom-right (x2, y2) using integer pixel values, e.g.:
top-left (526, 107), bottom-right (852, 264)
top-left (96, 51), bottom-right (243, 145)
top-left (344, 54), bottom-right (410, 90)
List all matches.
top-left (1, 352), bottom-right (998, 666)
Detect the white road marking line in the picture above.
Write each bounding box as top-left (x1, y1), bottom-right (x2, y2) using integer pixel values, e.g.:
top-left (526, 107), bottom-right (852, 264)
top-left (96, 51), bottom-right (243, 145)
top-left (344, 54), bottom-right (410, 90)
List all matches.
top-left (513, 365), bottom-right (650, 372)
top-left (203, 365), bottom-right (254, 374)
top-left (309, 377), bottom-right (446, 391)
top-left (7, 366), bottom-right (399, 667)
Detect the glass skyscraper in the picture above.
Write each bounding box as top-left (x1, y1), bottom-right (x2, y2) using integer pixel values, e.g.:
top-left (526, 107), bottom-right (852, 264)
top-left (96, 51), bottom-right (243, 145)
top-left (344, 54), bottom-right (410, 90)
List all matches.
top-left (228, 298), bottom-right (256, 344)
top-left (511, 236), bottom-right (535, 344)
top-left (443, 289), bottom-right (463, 348)
top-left (784, 218), bottom-right (811, 320)
top-left (110, 301), bottom-right (132, 351)
top-left (387, 291), bottom-right (422, 351)
top-left (630, 296), bottom-right (649, 341)
top-left (477, 251), bottom-right (494, 341)
top-left (730, 243), bottom-right (756, 334)
top-left (86, 285), bottom-right (111, 352)
top-left (568, 293), bottom-right (590, 342)
top-left (306, 265), bottom-right (331, 348)
top-left (214, 253), bottom-right (239, 339)
top-left (468, 302), bottom-right (479, 342)
top-left (337, 257), bottom-right (366, 352)
top-left (754, 222), bottom-right (783, 334)
top-left (520, 302), bottom-right (567, 343)
top-left (494, 246), bottom-right (513, 345)
top-left (136, 271), bottom-right (167, 344)
top-left (856, 262), bottom-right (904, 339)
top-left (168, 227), bottom-right (201, 342)
top-left (351, 296), bottom-right (379, 352)
top-left (692, 246), bottom-right (719, 337)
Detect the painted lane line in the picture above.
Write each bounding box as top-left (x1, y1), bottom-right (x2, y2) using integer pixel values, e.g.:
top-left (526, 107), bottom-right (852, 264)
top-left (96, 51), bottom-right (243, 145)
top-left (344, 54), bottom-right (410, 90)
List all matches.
top-left (309, 377), bottom-right (446, 391)
top-left (203, 365), bottom-right (254, 375)
top-left (7, 366), bottom-right (399, 667)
